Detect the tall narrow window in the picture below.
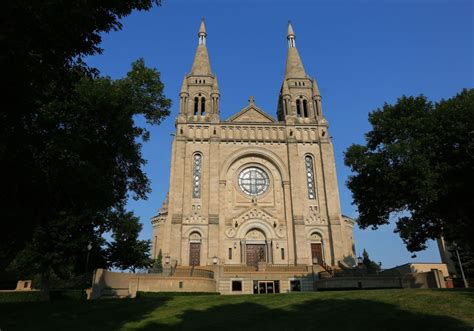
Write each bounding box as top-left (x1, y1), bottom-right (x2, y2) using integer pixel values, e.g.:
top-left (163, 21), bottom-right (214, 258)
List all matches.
top-left (281, 248), bottom-right (285, 260)
top-left (193, 97), bottom-right (199, 115)
top-left (201, 97), bottom-right (206, 115)
top-left (305, 155), bottom-right (316, 199)
top-left (296, 99), bottom-right (302, 117)
top-left (303, 100), bottom-right (308, 117)
top-left (192, 153), bottom-right (202, 198)
top-left (228, 248), bottom-right (232, 260)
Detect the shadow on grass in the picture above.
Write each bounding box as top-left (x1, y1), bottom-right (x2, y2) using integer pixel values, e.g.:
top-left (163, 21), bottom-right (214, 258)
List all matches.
top-left (450, 288), bottom-right (474, 302)
top-left (0, 297), bottom-right (170, 331)
top-left (137, 298), bottom-right (471, 331)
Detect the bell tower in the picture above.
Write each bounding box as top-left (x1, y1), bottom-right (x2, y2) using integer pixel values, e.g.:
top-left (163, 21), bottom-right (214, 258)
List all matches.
top-left (177, 19), bottom-right (220, 124)
top-left (277, 22), bottom-right (324, 124)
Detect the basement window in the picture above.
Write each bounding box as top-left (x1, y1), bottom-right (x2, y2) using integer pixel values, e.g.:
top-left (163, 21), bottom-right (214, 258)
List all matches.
top-left (290, 280), bottom-right (301, 292)
top-left (232, 280), bottom-right (242, 292)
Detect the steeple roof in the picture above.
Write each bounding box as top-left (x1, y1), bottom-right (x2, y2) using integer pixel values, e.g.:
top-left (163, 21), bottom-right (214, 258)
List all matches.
top-left (191, 19), bottom-right (212, 75)
top-left (284, 22), bottom-right (307, 79)
top-left (287, 21), bottom-right (295, 37)
top-left (285, 48), bottom-right (306, 78)
top-left (191, 45), bottom-right (212, 75)
top-left (180, 77), bottom-right (188, 94)
top-left (199, 18), bottom-right (206, 36)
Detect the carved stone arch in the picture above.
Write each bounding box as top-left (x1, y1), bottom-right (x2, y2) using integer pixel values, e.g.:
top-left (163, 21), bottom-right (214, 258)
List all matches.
top-left (219, 147), bottom-right (289, 182)
top-left (245, 228), bottom-right (266, 241)
top-left (189, 231), bottom-right (202, 242)
top-left (306, 228), bottom-right (325, 242)
top-left (191, 91), bottom-right (209, 98)
top-left (183, 227), bottom-right (205, 239)
top-left (236, 219), bottom-right (277, 239)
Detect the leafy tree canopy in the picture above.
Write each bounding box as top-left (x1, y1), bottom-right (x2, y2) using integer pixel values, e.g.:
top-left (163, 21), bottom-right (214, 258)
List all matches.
top-left (107, 209), bottom-right (152, 273)
top-left (344, 89), bottom-right (474, 253)
top-left (1, 0), bottom-right (169, 276)
top-left (362, 249), bottom-right (381, 274)
top-left (7, 59), bottom-right (170, 284)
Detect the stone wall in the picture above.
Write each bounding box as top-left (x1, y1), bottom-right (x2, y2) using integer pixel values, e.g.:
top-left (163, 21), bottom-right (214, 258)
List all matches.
top-left (89, 269), bottom-right (217, 299)
top-left (314, 270), bottom-right (446, 291)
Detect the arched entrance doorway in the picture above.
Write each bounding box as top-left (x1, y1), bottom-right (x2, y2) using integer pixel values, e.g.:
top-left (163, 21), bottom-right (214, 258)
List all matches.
top-left (245, 229), bottom-right (267, 266)
top-left (189, 232), bottom-right (201, 266)
top-left (309, 232), bottom-right (324, 265)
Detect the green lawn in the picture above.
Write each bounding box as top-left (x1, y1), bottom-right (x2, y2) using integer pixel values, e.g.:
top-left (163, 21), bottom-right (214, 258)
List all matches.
top-left (1, 289), bottom-right (473, 330)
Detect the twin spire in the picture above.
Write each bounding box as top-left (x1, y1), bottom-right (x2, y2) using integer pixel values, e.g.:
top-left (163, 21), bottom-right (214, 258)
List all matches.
top-left (190, 20), bottom-right (307, 79)
top-left (285, 21), bottom-right (307, 79)
top-left (191, 19), bottom-right (212, 75)
top-left (185, 20), bottom-right (320, 123)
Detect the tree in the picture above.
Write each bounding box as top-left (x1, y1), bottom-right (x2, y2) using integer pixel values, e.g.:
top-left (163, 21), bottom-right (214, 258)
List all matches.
top-left (362, 249), bottom-right (381, 274)
top-left (151, 249), bottom-right (163, 274)
top-left (5, 58), bottom-right (170, 285)
top-left (1, 0), bottom-right (164, 270)
top-left (344, 89), bottom-right (474, 254)
top-left (107, 210), bottom-right (152, 273)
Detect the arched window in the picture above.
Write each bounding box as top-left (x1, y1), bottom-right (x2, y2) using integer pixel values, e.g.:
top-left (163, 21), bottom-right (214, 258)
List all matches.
top-left (305, 155), bottom-right (316, 199)
top-left (303, 99), bottom-right (308, 117)
top-left (193, 97), bottom-right (199, 115)
top-left (296, 99), bottom-right (302, 118)
top-left (201, 97), bottom-right (206, 116)
top-left (192, 153), bottom-right (202, 198)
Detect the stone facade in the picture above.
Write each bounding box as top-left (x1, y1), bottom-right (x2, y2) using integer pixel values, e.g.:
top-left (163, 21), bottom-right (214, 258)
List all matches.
top-left (151, 20), bottom-right (356, 277)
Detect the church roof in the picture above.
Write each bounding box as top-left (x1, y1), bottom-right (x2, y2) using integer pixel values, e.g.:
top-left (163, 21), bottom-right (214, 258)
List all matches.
top-left (191, 19), bottom-right (212, 75)
top-left (312, 78), bottom-right (321, 96)
top-left (191, 44), bottom-right (212, 75)
top-left (199, 18), bottom-right (206, 35)
top-left (285, 47), bottom-right (307, 78)
top-left (285, 22), bottom-right (307, 79)
top-left (287, 21), bottom-right (295, 37)
top-left (227, 97), bottom-right (276, 123)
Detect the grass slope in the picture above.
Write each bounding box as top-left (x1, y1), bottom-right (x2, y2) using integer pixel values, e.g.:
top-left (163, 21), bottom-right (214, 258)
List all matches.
top-left (1, 289), bottom-right (473, 330)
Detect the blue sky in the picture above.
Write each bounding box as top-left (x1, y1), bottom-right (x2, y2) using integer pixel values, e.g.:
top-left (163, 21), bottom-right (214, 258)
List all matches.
top-left (86, 0), bottom-right (473, 268)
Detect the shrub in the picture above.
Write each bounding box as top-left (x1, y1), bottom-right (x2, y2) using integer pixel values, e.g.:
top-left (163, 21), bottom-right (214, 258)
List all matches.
top-left (136, 291), bottom-right (219, 298)
top-left (0, 291), bottom-right (48, 303)
top-left (49, 289), bottom-right (86, 301)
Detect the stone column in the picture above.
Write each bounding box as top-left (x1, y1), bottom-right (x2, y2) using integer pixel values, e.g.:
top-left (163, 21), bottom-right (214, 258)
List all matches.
top-left (241, 240), bottom-right (246, 264)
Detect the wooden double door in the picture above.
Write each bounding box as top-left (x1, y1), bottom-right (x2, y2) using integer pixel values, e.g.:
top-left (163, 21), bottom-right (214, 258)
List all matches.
top-left (189, 242), bottom-right (201, 266)
top-left (246, 244), bottom-right (266, 266)
top-left (311, 243), bottom-right (323, 265)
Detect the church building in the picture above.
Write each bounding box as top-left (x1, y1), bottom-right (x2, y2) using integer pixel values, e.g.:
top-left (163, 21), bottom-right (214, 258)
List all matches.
top-left (151, 20), bottom-right (356, 294)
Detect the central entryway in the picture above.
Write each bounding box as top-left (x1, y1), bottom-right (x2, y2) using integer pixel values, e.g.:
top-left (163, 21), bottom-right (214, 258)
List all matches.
top-left (246, 244), bottom-right (266, 266)
top-left (253, 280), bottom-right (280, 294)
top-left (311, 243), bottom-right (323, 265)
top-left (189, 242), bottom-right (201, 266)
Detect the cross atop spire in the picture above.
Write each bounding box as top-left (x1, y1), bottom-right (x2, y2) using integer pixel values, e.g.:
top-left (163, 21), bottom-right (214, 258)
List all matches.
top-left (287, 21), bottom-right (296, 48)
top-left (198, 18), bottom-right (207, 45)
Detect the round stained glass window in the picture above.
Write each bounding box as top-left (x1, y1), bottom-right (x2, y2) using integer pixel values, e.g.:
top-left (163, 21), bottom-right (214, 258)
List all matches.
top-left (238, 167), bottom-right (269, 196)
